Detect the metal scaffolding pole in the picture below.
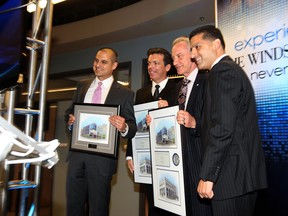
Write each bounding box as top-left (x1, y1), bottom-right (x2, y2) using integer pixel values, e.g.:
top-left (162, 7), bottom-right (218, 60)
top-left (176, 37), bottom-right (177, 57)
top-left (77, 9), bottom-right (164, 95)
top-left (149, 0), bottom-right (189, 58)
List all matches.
top-left (0, 89), bottom-right (16, 216)
top-left (0, 1), bottom-right (54, 215)
top-left (18, 3), bottom-right (41, 215)
top-left (32, 1), bottom-right (54, 215)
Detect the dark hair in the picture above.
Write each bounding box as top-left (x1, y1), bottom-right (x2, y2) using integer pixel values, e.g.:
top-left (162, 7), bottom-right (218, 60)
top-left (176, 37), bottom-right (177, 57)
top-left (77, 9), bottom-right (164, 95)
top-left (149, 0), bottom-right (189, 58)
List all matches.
top-left (97, 47), bottom-right (118, 62)
top-left (189, 25), bottom-right (226, 49)
top-left (147, 47), bottom-right (173, 66)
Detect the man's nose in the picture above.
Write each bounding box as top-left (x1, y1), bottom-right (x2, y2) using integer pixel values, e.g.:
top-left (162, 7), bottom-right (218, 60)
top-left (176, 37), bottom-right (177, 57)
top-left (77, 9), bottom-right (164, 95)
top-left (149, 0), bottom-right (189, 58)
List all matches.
top-left (190, 47), bottom-right (197, 58)
top-left (173, 58), bottom-right (178, 66)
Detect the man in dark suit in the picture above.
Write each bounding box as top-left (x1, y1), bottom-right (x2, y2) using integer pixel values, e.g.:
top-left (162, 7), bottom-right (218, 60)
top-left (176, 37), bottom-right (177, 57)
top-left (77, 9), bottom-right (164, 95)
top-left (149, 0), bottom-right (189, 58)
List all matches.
top-left (65, 47), bottom-right (137, 216)
top-left (126, 47), bottom-right (178, 216)
top-left (189, 25), bottom-right (268, 216)
top-left (171, 36), bottom-right (212, 216)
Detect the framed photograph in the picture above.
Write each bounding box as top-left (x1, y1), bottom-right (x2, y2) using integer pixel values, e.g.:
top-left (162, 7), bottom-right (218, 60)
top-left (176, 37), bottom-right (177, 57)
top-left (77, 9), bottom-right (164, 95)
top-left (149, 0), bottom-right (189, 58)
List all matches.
top-left (149, 105), bottom-right (186, 215)
top-left (70, 103), bottom-right (120, 158)
top-left (132, 101), bottom-right (158, 184)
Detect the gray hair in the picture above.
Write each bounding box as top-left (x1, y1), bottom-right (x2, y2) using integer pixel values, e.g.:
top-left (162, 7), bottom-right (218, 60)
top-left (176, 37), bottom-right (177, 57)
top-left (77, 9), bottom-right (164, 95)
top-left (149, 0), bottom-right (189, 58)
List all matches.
top-left (172, 36), bottom-right (190, 48)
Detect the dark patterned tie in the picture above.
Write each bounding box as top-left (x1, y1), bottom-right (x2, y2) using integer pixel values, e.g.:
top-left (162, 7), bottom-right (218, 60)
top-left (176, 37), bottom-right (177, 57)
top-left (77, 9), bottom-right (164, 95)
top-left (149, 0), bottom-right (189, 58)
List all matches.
top-left (178, 79), bottom-right (190, 105)
top-left (153, 84), bottom-right (160, 100)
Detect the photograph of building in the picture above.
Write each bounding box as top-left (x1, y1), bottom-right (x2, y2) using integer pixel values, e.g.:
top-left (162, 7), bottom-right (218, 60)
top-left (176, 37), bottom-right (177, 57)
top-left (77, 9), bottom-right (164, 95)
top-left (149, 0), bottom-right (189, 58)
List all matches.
top-left (139, 155), bottom-right (151, 175)
top-left (159, 177), bottom-right (179, 201)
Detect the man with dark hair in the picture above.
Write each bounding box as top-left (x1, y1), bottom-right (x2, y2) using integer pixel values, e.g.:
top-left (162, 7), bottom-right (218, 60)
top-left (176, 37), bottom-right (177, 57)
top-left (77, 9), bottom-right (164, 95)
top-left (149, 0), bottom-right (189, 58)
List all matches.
top-left (134, 47), bottom-right (178, 105)
top-left (65, 47), bottom-right (137, 216)
top-left (126, 47), bottom-right (178, 216)
top-left (189, 25), bottom-right (267, 216)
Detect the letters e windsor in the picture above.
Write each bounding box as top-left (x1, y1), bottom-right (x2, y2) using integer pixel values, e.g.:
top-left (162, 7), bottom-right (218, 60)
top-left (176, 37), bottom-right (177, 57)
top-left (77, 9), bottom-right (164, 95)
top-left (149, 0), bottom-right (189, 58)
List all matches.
top-left (232, 24), bottom-right (288, 81)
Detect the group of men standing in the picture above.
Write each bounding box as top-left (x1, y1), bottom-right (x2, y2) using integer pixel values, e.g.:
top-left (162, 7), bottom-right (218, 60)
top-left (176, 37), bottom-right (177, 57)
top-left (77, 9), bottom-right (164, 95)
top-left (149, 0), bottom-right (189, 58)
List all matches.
top-left (65, 25), bottom-right (267, 216)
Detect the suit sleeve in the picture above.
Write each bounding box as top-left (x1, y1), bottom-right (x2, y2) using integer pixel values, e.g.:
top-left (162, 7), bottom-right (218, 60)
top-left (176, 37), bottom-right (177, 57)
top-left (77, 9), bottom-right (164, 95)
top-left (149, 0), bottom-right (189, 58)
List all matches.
top-left (126, 139), bottom-right (133, 157)
top-left (64, 80), bottom-right (86, 123)
top-left (120, 89), bottom-right (137, 139)
top-left (126, 87), bottom-right (151, 157)
top-left (200, 62), bottom-right (241, 182)
top-left (135, 89), bottom-right (142, 105)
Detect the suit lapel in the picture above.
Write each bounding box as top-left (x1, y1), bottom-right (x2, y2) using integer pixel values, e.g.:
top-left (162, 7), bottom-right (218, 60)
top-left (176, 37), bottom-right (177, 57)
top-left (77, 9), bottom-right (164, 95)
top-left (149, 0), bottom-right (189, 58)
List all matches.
top-left (147, 85), bottom-right (153, 101)
top-left (159, 80), bottom-right (172, 98)
top-left (105, 81), bottom-right (119, 104)
top-left (186, 75), bottom-right (201, 110)
top-left (79, 79), bottom-right (93, 103)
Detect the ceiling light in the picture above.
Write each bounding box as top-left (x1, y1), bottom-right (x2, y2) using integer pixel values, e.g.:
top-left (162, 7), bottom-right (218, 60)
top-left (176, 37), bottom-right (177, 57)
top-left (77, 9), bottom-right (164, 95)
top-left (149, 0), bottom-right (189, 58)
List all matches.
top-left (39, 0), bottom-right (47, 9)
top-left (52, 0), bottom-right (66, 4)
top-left (27, 0), bottom-right (66, 13)
top-left (27, 1), bottom-right (36, 13)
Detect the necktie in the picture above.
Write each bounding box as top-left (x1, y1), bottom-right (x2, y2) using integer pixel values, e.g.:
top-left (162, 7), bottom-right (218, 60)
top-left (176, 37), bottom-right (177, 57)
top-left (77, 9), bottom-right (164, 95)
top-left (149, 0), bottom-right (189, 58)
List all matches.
top-left (153, 84), bottom-right (160, 100)
top-left (178, 79), bottom-right (190, 106)
top-left (153, 85), bottom-right (160, 100)
top-left (92, 82), bottom-right (102, 103)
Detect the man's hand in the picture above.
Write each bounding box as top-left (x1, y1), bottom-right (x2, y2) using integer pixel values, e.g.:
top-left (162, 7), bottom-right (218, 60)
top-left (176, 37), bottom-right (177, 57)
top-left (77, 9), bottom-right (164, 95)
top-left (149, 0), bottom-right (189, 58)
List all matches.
top-left (197, 179), bottom-right (214, 199)
top-left (109, 115), bottom-right (126, 132)
top-left (158, 99), bottom-right (169, 108)
top-left (127, 159), bottom-right (134, 174)
top-left (146, 114), bottom-right (152, 127)
top-left (68, 114), bottom-right (75, 126)
top-left (176, 110), bottom-right (196, 128)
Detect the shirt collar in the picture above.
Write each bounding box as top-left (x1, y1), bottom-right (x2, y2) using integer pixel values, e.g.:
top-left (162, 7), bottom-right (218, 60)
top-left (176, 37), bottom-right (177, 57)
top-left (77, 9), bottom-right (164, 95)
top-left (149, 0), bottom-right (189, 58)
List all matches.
top-left (211, 54), bottom-right (228, 69)
top-left (94, 76), bottom-right (114, 89)
top-left (186, 67), bottom-right (198, 83)
top-left (152, 77), bottom-right (168, 92)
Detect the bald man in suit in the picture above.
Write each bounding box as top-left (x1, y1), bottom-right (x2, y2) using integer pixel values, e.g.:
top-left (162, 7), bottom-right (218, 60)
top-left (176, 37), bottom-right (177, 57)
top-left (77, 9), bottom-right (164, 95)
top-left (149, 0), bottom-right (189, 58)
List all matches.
top-left (65, 47), bottom-right (137, 216)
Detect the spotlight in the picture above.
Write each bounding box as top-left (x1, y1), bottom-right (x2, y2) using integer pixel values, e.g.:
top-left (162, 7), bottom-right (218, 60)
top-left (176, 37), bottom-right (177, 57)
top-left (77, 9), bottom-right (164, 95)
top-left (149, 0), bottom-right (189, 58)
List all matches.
top-left (27, 0), bottom-right (66, 13)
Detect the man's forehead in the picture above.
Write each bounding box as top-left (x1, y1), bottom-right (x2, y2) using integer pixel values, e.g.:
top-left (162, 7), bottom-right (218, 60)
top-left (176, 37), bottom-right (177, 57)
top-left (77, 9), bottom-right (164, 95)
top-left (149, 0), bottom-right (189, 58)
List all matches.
top-left (172, 46), bottom-right (188, 56)
top-left (148, 53), bottom-right (164, 61)
top-left (95, 50), bottom-right (111, 59)
top-left (190, 34), bottom-right (204, 42)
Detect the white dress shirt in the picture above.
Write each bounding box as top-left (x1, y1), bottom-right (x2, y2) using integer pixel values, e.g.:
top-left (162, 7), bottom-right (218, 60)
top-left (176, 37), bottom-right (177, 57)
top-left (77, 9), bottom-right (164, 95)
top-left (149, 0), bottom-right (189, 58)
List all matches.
top-left (84, 76), bottom-right (114, 104)
top-left (151, 77), bottom-right (169, 96)
top-left (184, 68), bottom-right (198, 110)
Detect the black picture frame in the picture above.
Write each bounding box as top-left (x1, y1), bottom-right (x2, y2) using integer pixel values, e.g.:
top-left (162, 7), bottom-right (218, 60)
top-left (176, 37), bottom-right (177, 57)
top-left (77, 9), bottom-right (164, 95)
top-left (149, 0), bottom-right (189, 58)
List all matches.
top-left (70, 103), bottom-right (120, 158)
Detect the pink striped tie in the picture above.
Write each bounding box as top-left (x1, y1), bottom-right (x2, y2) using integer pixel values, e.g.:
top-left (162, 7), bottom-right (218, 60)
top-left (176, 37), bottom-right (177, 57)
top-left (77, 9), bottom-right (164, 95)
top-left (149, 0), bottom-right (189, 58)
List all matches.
top-left (92, 82), bottom-right (102, 103)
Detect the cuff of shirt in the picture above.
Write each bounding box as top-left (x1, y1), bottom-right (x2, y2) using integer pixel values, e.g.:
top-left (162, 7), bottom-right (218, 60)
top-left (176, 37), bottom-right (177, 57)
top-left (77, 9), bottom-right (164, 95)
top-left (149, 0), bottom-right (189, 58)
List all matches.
top-left (120, 123), bottom-right (129, 137)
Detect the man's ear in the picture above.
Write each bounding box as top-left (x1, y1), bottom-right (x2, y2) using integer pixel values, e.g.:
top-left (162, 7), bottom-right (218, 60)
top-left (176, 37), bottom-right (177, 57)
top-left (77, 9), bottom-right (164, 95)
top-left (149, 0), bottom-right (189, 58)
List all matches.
top-left (112, 62), bottom-right (118, 70)
top-left (213, 39), bottom-right (222, 50)
top-left (165, 64), bottom-right (171, 72)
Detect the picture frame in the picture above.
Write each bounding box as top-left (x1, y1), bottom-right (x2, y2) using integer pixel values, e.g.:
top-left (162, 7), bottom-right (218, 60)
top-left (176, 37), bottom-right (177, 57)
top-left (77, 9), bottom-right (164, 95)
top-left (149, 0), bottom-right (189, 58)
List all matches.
top-left (149, 105), bottom-right (186, 215)
top-left (70, 103), bottom-right (120, 158)
top-left (132, 101), bottom-right (158, 184)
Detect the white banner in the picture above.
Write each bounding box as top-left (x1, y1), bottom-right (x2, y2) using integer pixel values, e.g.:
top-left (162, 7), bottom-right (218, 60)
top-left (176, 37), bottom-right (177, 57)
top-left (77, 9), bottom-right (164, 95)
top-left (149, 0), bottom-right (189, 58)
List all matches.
top-left (216, 0), bottom-right (288, 162)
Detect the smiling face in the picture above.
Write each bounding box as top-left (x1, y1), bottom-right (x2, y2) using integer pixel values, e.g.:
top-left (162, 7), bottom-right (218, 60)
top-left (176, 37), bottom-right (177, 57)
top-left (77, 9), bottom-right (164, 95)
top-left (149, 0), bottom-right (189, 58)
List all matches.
top-left (190, 33), bottom-right (219, 70)
top-left (171, 41), bottom-right (197, 77)
top-left (93, 49), bottom-right (118, 81)
top-left (147, 53), bottom-right (171, 84)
